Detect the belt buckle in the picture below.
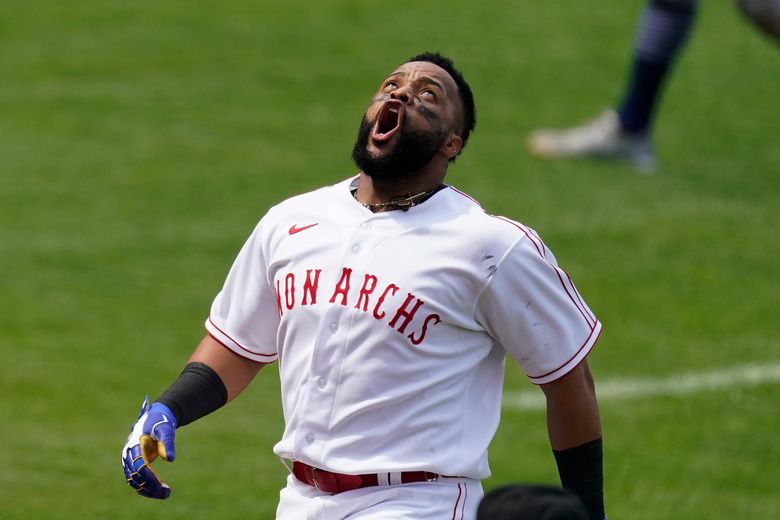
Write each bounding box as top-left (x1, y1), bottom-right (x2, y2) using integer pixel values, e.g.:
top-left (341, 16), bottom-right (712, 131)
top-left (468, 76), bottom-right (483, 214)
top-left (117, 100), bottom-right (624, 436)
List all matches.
top-left (310, 467), bottom-right (323, 491)
top-left (424, 472), bottom-right (438, 482)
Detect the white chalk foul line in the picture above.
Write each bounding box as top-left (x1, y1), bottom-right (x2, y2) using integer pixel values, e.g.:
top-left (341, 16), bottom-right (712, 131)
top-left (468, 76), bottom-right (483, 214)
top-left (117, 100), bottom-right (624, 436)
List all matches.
top-left (503, 362), bottom-right (780, 411)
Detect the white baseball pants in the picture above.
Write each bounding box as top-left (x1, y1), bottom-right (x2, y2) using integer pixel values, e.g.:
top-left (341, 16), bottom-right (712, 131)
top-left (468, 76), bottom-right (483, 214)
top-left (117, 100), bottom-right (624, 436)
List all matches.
top-left (275, 474), bottom-right (483, 519)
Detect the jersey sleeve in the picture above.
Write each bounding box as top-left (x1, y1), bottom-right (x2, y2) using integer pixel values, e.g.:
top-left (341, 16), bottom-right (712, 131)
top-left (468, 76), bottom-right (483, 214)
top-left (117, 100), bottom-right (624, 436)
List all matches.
top-left (205, 219), bottom-right (280, 363)
top-left (475, 228), bottom-right (601, 384)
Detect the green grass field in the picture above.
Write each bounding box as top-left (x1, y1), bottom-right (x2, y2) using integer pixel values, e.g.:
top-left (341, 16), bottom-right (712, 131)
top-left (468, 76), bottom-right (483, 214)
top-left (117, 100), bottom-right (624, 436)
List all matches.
top-left (2, 1), bottom-right (779, 518)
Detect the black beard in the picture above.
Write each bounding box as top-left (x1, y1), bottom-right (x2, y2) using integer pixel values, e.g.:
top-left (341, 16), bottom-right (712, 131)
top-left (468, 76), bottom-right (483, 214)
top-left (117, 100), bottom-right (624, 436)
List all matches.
top-left (351, 115), bottom-right (447, 183)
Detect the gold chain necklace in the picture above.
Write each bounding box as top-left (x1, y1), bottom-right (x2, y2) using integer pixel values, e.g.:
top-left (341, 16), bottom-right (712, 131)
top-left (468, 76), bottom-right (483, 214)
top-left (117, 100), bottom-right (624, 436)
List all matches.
top-left (352, 186), bottom-right (444, 213)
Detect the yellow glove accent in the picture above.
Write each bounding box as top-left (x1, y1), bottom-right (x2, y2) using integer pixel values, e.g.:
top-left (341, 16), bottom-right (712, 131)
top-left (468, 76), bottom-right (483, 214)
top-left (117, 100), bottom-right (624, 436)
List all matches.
top-left (138, 434), bottom-right (170, 488)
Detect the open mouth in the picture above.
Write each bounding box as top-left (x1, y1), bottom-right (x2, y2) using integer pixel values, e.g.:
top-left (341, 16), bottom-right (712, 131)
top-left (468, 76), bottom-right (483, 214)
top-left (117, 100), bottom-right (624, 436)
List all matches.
top-left (371, 100), bottom-right (404, 143)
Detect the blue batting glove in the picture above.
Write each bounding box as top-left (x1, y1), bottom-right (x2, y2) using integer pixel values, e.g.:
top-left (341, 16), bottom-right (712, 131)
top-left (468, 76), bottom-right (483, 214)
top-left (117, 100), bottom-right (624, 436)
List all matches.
top-left (121, 396), bottom-right (177, 499)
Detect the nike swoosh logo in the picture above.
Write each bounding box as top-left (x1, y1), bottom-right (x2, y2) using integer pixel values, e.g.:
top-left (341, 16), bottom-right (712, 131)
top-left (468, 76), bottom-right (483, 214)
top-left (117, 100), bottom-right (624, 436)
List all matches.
top-left (289, 223), bottom-right (319, 235)
top-left (151, 416), bottom-right (169, 437)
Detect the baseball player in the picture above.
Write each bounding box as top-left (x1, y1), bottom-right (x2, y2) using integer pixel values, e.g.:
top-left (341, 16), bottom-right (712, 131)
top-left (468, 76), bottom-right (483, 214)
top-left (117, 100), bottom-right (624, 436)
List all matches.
top-left (121, 52), bottom-right (606, 520)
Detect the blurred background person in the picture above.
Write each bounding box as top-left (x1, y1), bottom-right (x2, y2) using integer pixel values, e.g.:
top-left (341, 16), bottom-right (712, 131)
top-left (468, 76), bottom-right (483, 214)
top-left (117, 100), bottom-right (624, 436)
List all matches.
top-left (477, 484), bottom-right (589, 520)
top-left (527, 0), bottom-right (780, 173)
top-left (739, 0), bottom-right (780, 39)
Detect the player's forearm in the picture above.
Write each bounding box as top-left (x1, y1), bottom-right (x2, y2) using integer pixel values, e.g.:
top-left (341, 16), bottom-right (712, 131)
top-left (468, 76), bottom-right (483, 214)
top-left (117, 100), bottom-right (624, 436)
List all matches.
top-left (546, 402), bottom-right (602, 450)
top-left (156, 335), bottom-right (264, 427)
top-left (547, 402), bottom-right (604, 520)
top-left (553, 438), bottom-right (605, 520)
top-left (542, 361), bottom-right (605, 519)
top-left (542, 361), bottom-right (602, 449)
top-left (187, 334), bottom-right (265, 401)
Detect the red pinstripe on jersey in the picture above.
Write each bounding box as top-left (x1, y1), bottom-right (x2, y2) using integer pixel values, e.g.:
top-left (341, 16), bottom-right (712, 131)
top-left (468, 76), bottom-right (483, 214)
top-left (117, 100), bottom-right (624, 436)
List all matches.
top-left (564, 269), bottom-right (597, 328)
top-left (451, 483), bottom-right (464, 520)
top-left (528, 324), bottom-right (602, 383)
top-left (207, 317), bottom-right (277, 361)
top-left (448, 185), bottom-right (477, 205)
top-left (449, 187), bottom-right (597, 329)
top-left (460, 483), bottom-right (468, 520)
top-left (493, 215), bottom-right (596, 329)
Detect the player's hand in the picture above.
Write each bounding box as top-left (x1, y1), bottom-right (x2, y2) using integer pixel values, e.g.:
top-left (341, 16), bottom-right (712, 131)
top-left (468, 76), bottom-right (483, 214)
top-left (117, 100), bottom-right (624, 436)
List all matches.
top-left (121, 396), bottom-right (177, 499)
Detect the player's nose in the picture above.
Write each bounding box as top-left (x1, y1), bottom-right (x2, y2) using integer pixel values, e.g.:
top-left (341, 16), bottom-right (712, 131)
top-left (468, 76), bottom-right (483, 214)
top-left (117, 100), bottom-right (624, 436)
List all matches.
top-left (390, 85), bottom-right (412, 104)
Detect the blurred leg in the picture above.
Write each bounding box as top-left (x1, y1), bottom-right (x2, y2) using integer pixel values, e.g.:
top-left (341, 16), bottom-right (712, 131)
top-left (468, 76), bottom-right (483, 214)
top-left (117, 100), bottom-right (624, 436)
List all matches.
top-left (617, 0), bottom-right (699, 134)
top-left (527, 0), bottom-right (698, 172)
top-left (736, 0), bottom-right (780, 42)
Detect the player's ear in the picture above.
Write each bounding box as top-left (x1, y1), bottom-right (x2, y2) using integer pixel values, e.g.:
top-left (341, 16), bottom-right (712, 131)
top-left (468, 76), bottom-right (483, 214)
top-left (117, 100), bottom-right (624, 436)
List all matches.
top-left (440, 133), bottom-right (463, 160)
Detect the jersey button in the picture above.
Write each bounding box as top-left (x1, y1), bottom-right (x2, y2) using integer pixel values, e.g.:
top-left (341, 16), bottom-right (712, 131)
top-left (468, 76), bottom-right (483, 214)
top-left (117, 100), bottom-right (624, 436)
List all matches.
top-left (317, 378), bottom-right (327, 389)
top-left (305, 433), bottom-right (315, 444)
top-left (329, 323), bottom-right (338, 333)
top-left (351, 244), bottom-right (361, 254)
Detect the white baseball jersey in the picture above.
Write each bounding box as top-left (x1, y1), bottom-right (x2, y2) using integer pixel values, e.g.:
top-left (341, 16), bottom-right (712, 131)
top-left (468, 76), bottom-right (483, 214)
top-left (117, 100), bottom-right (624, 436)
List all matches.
top-left (206, 176), bottom-right (601, 480)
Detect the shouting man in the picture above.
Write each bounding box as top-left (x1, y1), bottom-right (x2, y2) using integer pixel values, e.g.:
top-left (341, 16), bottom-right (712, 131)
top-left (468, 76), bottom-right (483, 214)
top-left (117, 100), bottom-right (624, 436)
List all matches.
top-left (121, 52), bottom-right (606, 520)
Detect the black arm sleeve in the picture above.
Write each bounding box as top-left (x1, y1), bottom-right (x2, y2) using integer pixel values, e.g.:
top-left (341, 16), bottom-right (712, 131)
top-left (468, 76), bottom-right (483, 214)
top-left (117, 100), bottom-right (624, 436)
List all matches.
top-left (553, 437), bottom-right (605, 520)
top-left (155, 362), bottom-right (228, 427)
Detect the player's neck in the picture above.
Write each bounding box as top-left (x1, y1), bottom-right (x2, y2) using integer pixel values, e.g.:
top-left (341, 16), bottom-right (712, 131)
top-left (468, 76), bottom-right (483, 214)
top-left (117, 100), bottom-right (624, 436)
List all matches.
top-left (355, 170), bottom-right (446, 209)
top-left (353, 185), bottom-right (445, 213)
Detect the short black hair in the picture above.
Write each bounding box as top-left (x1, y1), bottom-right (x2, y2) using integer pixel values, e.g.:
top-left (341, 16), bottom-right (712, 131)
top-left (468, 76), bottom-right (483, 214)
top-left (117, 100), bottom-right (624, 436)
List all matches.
top-left (407, 52), bottom-right (476, 160)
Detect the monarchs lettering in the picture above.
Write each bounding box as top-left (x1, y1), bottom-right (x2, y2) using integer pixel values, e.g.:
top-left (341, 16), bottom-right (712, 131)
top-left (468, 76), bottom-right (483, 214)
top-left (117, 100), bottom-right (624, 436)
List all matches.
top-left (275, 267), bottom-right (441, 346)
